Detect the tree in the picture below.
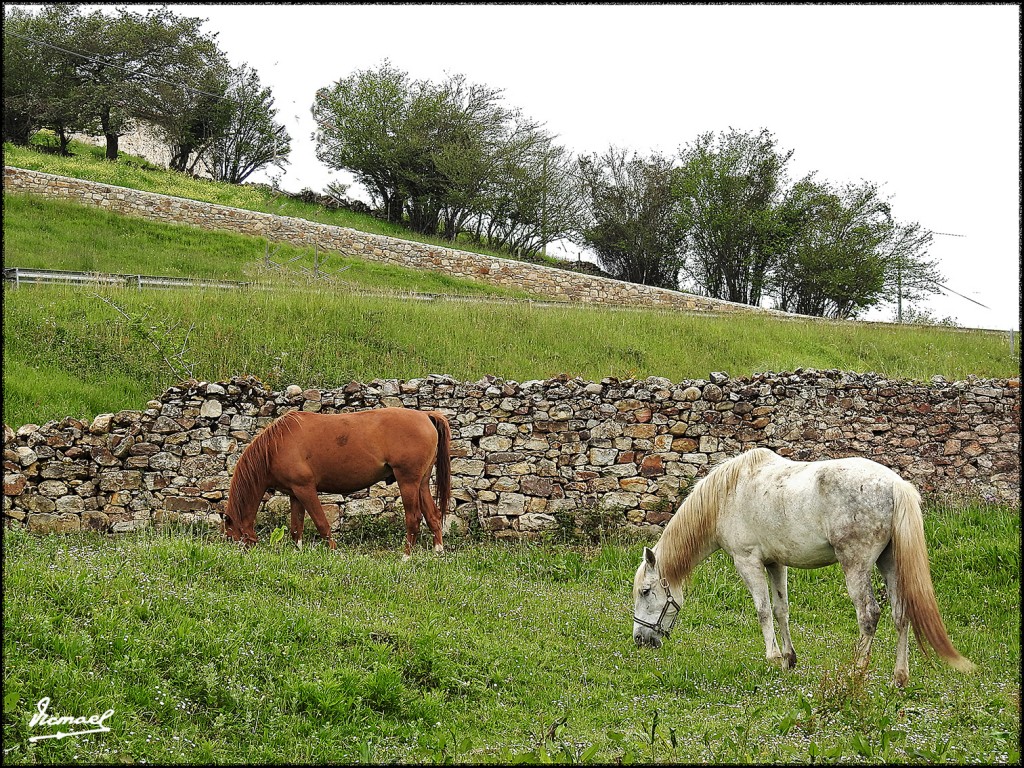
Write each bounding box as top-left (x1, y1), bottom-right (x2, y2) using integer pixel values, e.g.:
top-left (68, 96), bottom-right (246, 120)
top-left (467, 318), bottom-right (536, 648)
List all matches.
top-left (770, 180), bottom-right (888, 318)
top-left (2, 5), bottom-right (88, 151)
top-left (69, 6), bottom-right (225, 160)
top-left (576, 147), bottom-right (684, 288)
top-left (674, 128), bottom-right (795, 305)
top-left (136, 54), bottom-right (234, 174)
top-left (3, 5), bottom-right (228, 161)
top-left (314, 61), bottom-right (575, 247)
top-left (476, 130), bottom-right (582, 258)
top-left (203, 65), bottom-right (292, 184)
top-left (313, 60), bottom-right (414, 224)
top-left (770, 180), bottom-right (944, 319)
top-left (427, 74), bottom-right (516, 241)
top-left (878, 220), bottom-right (944, 322)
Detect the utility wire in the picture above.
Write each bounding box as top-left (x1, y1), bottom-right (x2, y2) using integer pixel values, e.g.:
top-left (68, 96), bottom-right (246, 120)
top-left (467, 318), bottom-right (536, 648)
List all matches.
top-left (931, 279), bottom-right (990, 309)
top-left (6, 30), bottom-right (241, 105)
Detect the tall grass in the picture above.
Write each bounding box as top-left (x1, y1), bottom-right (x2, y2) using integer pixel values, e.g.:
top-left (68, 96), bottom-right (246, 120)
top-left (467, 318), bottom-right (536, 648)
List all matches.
top-left (4, 282), bottom-right (1017, 428)
top-left (2, 504), bottom-right (1018, 763)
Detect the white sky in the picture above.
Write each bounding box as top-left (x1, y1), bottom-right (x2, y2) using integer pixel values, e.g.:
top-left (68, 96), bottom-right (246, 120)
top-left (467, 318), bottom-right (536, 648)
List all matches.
top-left (54, 4), bottom-right (1024, 330)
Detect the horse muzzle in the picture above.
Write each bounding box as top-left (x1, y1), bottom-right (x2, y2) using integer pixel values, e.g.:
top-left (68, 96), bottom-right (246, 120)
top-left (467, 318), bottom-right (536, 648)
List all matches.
top-left (633, 624), bottom-right (664, 649)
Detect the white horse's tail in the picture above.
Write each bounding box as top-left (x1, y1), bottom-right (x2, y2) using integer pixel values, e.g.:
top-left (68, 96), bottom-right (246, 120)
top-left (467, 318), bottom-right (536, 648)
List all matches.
top-left (891, 480), bottom-right (976, 673)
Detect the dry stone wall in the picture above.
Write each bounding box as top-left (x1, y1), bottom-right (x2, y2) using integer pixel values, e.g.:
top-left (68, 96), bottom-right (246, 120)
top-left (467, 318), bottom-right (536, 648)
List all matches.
top-left (4, 166), bottom-right (789, 314)
top-left (4, 372), bottom-right (1019, 540)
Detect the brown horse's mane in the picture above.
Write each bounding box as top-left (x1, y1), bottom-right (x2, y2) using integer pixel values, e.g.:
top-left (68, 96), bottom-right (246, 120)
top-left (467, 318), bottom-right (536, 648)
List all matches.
top-left (225, 410), bottom-right (301, 525)
top-left (655, 447), bottom-right (776, 585)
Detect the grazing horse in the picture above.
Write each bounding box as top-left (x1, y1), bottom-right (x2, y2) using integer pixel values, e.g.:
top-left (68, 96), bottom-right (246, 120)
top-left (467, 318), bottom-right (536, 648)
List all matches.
top-left (223, 408), bottom-right (451, 558)
top-left (632, 447), bottom-right (974, 686)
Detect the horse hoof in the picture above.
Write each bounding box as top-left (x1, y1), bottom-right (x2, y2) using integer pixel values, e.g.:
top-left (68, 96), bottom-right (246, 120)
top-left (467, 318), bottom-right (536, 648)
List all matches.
top-left (401, 553), bottom-right (412, 562)
top-left (434, 545), bottom-right (445, 556)
top-left (327, 539), bottom-right (337, 551)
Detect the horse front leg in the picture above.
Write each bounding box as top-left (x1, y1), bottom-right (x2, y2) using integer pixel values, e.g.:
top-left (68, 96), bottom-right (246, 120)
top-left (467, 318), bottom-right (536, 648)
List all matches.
top-left (732, 555), bottom-right (785, 666)
top-left (289, 485), bottom-right (336, 551)
top-left (766, 563), bottom-right (797, 668)
top-left (289, 495), bottom-right (305, 549)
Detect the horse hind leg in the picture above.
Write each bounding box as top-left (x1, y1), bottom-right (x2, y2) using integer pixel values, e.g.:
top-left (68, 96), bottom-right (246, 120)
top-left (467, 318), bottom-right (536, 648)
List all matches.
top-left (838, 556), bottom-right (882, 672)
top-left (419, 474), bottom-right (444, 555)
top-left (876, 544), bottom-right (910, 686)
top-left (289, 485), bottom-right (336, 551)
top-left (395, 474), bottom-right (423, 561)
top-left (766, 563), bottom-right (797, 668)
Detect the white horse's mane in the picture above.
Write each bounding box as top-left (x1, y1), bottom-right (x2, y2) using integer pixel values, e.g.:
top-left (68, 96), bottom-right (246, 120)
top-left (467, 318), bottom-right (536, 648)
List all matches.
top-left (655, 447), bottom-right (778, 584)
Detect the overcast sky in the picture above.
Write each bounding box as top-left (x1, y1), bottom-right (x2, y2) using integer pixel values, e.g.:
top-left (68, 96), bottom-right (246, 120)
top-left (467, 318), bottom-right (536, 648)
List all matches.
top-left (72, 4), bottom-right (1022, 330)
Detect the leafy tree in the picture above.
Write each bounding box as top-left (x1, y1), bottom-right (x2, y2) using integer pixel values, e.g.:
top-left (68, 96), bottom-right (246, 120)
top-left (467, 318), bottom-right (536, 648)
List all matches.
top-left (427, 74), bottom-right (516, 241)
top-left (2, 5), bottom-right (87, 151)
top-left (314, 61), bottom-right (576, 249)
top-left (202, 65), bottom-right (292, 184)
top-left (313, 60), bottom-right (414, 224)
top-left (136, 54), bottom-right (233, 174)
top-left (477, 132), bottom-right (583, 258)
top-left (878, 219), bottom-right (944, 322)
top-left (70, 6), bottom-right (224, 160)
top-left (674, 128), bottom-right (795, 305)
top-left (770, 180), bottom-right (943, 319)
top-left (3, 5), bottom-right (227, 161)
top-left (770, 180), bottom-right (887, 317)
top-left (576, 147), bottom-right (684, 288)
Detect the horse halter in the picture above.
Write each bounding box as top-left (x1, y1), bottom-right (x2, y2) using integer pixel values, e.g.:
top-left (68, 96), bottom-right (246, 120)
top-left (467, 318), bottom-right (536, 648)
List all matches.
top-left (633, 578), bottom-right (681, 639)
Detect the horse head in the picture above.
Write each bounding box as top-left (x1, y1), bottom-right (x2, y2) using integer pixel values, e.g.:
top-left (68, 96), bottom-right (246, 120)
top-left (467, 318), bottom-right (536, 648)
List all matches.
top-left (632, 546), bottom-right (683, 649)
top-left (221, 507), bottom-right (257, 547)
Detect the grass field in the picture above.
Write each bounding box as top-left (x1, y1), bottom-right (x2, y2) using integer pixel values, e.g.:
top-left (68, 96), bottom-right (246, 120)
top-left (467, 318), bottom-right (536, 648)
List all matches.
top-left (3, 137), bottom-right (1020, 764)
top-left (3, 138), bottom-right (568, 268)
top-left (4, 142), bottom-right (1019, 428)
top-left (2, 503), bottom-right (1018, 764)
top-left (3, 279), bottom-right (1017, 429)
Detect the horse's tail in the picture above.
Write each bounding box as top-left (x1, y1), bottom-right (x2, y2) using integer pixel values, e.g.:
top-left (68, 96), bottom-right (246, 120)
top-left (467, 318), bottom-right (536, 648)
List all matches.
top-left (891, 479), bottom-right (975, 673)
top-left (427, 412), bottom-right (452, 520)
top-left (225, 413), bottom-right (294, 544)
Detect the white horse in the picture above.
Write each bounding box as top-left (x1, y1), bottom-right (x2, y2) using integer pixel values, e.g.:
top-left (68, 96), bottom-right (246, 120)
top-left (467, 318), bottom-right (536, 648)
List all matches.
top-left (632, 447), bottom-right (975, 686)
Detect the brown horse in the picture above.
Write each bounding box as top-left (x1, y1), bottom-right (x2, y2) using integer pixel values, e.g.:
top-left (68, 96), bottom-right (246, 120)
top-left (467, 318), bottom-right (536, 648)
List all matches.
top-left (223, 408), bottom-right (452, 557)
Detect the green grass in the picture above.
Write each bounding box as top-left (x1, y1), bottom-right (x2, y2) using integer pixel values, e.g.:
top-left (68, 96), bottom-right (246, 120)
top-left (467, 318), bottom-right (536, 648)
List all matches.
top-left (3, 281), bottom-right (1017, 428)
top-left (2, 503), bottom-right (1018, 763)
top-left (2, 192), bottom-right (535, 297)
top-left (3, 137), bottom-right (572, 269)
top-left (3, 140), bottom-right (1019, 428)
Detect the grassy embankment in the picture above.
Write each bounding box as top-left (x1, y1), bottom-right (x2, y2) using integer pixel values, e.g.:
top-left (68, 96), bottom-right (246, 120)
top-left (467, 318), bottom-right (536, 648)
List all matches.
top-left (4, 138), bottom-right (1018, 427)
top-left (3, 188), bottom-right (1018, 427)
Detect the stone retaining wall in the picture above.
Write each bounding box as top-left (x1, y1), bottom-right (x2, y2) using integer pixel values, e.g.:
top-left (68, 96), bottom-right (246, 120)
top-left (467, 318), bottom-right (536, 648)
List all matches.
top-left (4, 371), bottom-right (1019, 540)
top-left (3, 166), bottom-right (790, 315)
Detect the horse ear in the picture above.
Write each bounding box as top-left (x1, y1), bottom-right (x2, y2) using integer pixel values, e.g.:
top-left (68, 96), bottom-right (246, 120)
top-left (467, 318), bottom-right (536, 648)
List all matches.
top-left (643, 546), bottom-right (657, 570)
